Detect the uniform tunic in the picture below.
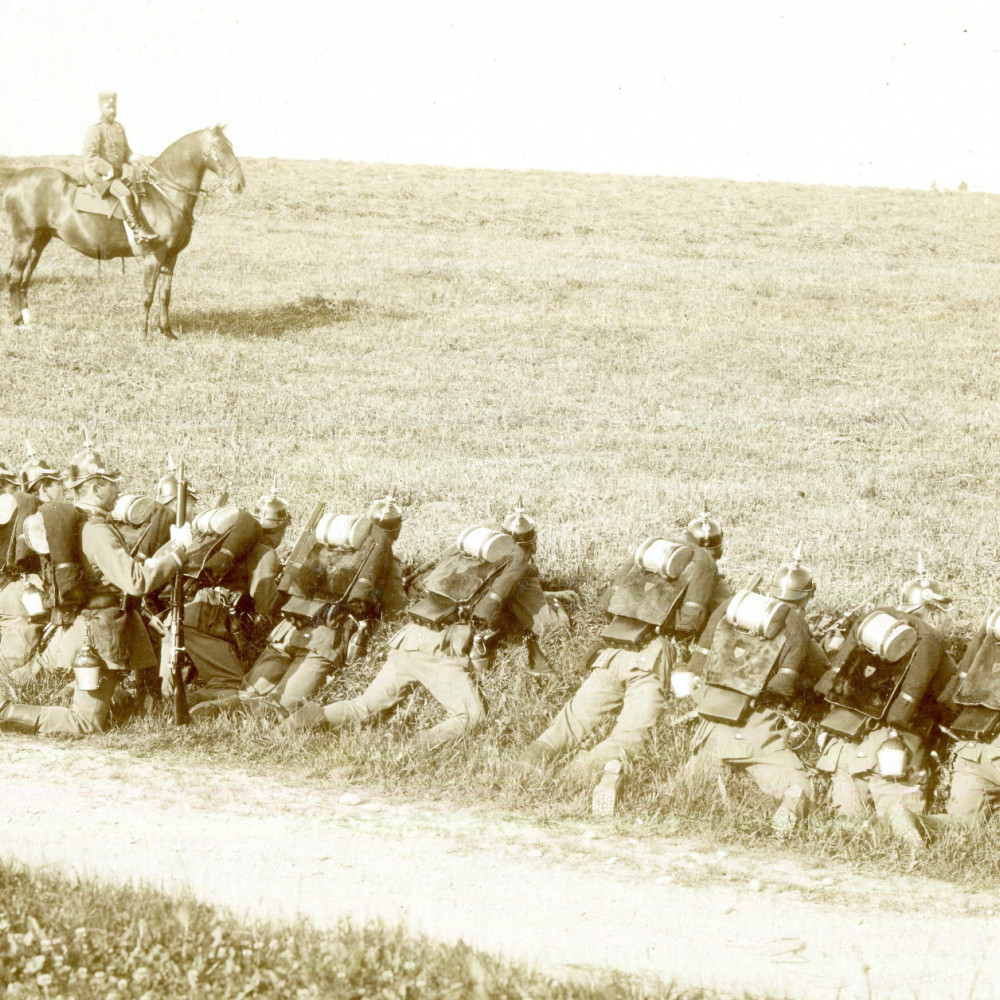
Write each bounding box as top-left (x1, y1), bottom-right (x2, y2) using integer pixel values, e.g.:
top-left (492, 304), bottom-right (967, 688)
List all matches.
top-left (82, 120), bottom-right (133, 195)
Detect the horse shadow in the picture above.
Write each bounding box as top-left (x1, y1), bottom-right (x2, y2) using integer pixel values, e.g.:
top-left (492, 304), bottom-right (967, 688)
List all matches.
top-left (176, 294), bottom-right (392, 340)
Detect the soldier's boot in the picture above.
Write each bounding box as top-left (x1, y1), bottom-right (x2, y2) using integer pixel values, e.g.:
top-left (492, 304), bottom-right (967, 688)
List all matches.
top-left (888, 809), bottom-right (928, 850)
top-left (770, 785), bottom-right (807, 838)
top-left (277, 701), bottom-right (330, 735)
top-left (0, 701), bottom-right (40, 734)
top-left (592, 759), bottom-right (625, 817)
top-left (117, 191), bottom-right (157, 243)
top-left (515, 739), bottom-right (560, 770)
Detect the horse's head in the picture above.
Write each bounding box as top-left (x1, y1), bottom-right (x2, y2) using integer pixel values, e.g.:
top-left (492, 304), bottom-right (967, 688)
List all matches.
top-left (205, 125), bottom-right (245, 194)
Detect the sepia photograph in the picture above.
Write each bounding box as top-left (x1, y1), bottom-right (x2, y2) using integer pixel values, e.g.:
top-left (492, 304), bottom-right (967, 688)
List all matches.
top-left (1, 2), bottom-right (999, 997)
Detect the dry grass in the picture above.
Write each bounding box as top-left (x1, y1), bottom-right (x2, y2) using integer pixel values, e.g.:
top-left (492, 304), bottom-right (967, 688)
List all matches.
top-left (3, 154), bottom-right (1000, 882)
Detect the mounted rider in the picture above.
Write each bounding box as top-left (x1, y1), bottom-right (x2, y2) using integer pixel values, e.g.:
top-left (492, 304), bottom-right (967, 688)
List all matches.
top-left (82, 92), bottom-right (157, 243)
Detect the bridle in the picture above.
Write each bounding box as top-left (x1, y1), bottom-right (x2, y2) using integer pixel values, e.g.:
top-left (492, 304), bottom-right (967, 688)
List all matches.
top-left (144, 132), bottom-right (240, 200)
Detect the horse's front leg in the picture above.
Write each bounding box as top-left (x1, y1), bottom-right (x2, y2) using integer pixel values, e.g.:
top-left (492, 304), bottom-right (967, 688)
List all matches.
top-left (157, 257), bottom-right (178, 340)
top-left (139, 254), bottom-right (161, 338)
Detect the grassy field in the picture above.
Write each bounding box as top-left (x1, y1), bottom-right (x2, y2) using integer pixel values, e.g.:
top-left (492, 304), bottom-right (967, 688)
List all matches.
top-left (1, 858), bottom-right (725, 999)
top-left (3, 153), bottom-right (1000, 881)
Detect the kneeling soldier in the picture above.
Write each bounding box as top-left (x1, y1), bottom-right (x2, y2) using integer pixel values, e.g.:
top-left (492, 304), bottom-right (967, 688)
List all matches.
top-left (680, 545), bottom-right (829, 835)
top-left (281, 505), bottom-right (565, 747)
top-left (813, 556), bottom-right (957, 845)
top-left (160, 485), bottom-right (287, 705)
top-left (0, 443), bottom-right (191, 735)
top-left (519, 508), bottom-right (728, 815)
top-left (0, 446), bottom-right (63, 670)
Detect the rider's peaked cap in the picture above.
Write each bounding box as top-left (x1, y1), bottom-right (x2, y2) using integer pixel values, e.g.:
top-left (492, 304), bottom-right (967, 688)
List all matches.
top-left (98, 91), bottom-right (117, 101)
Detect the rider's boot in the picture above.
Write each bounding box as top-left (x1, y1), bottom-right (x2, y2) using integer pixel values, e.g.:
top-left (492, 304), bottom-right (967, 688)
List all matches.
top-left (117, 191), bottom-right (157, 243)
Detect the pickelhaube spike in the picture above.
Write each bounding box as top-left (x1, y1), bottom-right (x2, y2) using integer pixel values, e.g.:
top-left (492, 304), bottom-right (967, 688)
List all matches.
top-left (916, 552), bottom-right (927, 581)
top-left (25, 439), bottom-right (36, 459)
top-left (790, 539), bottom-right (804, 565)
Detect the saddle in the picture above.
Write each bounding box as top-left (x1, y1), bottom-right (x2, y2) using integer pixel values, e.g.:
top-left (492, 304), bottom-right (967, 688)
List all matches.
top-left (73, 185), bottom-right (126, 219)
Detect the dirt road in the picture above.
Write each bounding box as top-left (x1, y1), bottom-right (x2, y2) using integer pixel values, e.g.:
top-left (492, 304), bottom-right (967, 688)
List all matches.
top-left (1, 737), bottom-right (996, 999)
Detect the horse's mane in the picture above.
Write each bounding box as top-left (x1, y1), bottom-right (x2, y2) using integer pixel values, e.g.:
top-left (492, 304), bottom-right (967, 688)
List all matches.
top-left (151, 125), bottom-right (227, 175)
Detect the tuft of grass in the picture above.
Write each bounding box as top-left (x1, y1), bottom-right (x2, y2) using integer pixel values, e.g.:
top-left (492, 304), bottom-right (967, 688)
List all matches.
top-left (0, 859), bottom-right (756, 999)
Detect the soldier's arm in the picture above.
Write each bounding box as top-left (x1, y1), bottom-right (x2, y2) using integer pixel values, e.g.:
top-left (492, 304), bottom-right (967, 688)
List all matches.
top-left (508, 566), bottom-right (570, 638)
top-left (814, 625), bottom-right (860, 698)
top-left (686, 603), bottom-right (727, 674)
top-left (957, 625), bottom-right (987, 676)
top-left (471, 549), bottom-right (531, 629)
top-left (886, 631), bottom-right (945, 728)
top-left (674, 556), bottom-right (715, 637)
top-left (83, 521), bottom-right (183, 597)
top-left (247, 547), bottom-right (283, 618)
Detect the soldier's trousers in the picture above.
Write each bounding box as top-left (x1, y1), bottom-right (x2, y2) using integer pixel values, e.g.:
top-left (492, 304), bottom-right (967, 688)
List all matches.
top-left (682, 709), bottom-right (813, 816)
top-left (530, 640), bottom-right (669, 775)
top-left (0, 672), bottom-right (121, 734)
top-left (245, 625), bottom-right (344, 711)
top-left (944, 738), bottom-right (1000, 817)
top-left (0, 579), bottom-right (43, 673)
top-left (815, 728), bottom-right (928, 817)
top-left (0, 610), bottom-right (154, 735)
top-left (314, 623), bottom-right (484, 747)
top-left (160, 625), bottom-right (245, 702)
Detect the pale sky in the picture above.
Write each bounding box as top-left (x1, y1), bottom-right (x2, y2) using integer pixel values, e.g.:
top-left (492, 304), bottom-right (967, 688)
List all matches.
top-left (4, 0), bottom-right (998, 190)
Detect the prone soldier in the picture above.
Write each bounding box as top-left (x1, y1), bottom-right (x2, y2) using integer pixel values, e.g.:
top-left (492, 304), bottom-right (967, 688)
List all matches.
top-left (813, 557), bottom-right (957, 845)
top-left (518, 508), bottom-right (729, 815)
top-left (925, 607), bottom-right (1000, 823)
top-left (280, 505), bottom-right (568, 746)
top-left (679, 546), bottom-right (829, 835)
top-left (0, 442), bottom-right (192, 735)
top-left (229, 495), bottom-right (408, 714)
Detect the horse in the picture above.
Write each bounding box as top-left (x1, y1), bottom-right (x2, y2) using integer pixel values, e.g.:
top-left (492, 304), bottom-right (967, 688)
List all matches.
top-left (3, 125), bottom-right (245, 340)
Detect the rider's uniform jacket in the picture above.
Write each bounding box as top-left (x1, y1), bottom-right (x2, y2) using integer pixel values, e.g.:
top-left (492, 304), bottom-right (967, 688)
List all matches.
top-left (83, 120), bottom-right (133, 187)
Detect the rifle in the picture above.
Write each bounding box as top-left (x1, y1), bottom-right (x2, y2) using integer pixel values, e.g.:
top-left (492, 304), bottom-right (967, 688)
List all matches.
top-left (170, 463), bottom-right (191, 726)
top-left (277, 501), bottom-right (325, 596)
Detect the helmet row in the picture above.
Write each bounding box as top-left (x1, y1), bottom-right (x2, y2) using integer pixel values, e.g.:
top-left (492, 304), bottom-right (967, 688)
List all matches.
top-left (2, 444), bottom-right (948, 612)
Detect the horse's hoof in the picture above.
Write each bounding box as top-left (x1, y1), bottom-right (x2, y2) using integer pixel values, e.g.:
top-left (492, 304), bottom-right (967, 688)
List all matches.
top-left (159, 327), bottom-right (178, 341)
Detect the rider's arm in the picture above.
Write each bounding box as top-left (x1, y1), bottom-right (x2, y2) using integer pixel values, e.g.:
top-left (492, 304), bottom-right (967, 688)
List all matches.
top-left (82, 125), bottom-right (114, 181)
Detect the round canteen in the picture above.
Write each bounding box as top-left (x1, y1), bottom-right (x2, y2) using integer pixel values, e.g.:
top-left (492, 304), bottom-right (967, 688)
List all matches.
top-left (726, 590), bottom-right (790, 640)
top-left (985, 608), bottom-right (1000, 643)
top-left (0, 494), bottom-right (17, 525)
top-left (315, 513), bottom-right (371, 550)
top-left (670, 670), bottom-right (698, 699)
top-left (193, 504), bottom-right (240, 536)
top-left (857, 611), bottom-right (917, 663)
top-left (22, 512), bottom-right (49, 554)
top-left (72, 643), bottom-right (103, 692)
top-left (634, 538), bottom-right (693, 580)
top-left (457, 526), bottom-right (516, 563)
top-left (111, 494), bottom-right (156, 526)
